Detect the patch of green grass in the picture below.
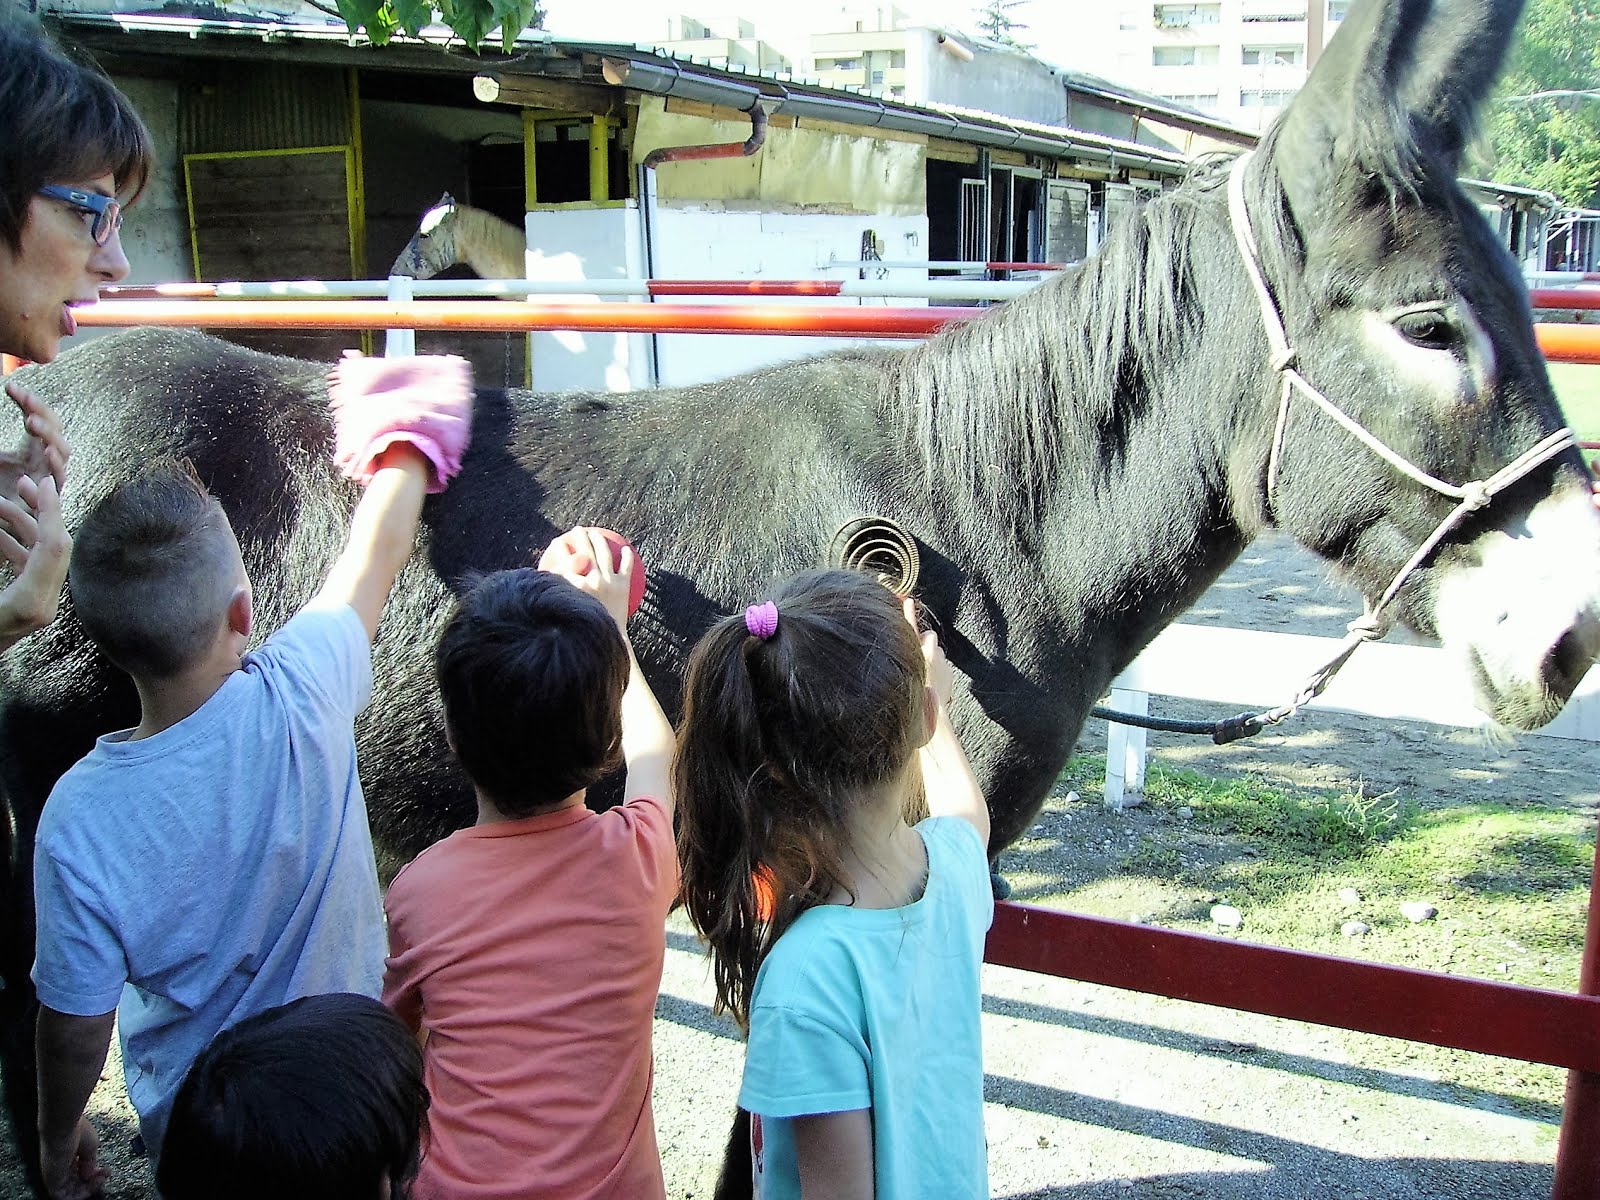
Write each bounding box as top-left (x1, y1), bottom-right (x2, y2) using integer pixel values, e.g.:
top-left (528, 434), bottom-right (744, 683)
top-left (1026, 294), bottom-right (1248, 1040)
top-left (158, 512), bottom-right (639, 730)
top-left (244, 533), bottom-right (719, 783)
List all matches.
top-left (1552, 361), bottom-right (1600, 445)
top-left (1022, 753), bottom-right (1592, 1108)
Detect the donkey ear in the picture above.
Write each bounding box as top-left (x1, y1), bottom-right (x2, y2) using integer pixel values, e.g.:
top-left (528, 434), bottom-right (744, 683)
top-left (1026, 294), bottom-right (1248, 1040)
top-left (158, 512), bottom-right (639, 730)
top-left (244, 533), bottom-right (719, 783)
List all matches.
top-left (1268, 0), bottom-right (1524, 217)
top-left (438, 191), bottom-right (456, 206)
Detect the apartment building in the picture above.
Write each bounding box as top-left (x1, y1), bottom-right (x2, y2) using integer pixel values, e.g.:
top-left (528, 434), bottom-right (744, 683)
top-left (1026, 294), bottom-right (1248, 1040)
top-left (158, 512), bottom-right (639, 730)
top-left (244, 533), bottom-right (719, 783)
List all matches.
top-left (1068, 1), bottom-right (1349, 129)
top-left (655, 15), bottom-right (793, 75)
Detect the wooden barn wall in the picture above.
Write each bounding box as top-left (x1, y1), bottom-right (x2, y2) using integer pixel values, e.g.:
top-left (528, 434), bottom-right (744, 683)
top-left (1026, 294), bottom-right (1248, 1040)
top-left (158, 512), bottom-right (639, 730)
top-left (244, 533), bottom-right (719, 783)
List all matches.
top-left (179, 62), bottom-right (352, 155)
top-left (179, 62), bottom-right (358, 360)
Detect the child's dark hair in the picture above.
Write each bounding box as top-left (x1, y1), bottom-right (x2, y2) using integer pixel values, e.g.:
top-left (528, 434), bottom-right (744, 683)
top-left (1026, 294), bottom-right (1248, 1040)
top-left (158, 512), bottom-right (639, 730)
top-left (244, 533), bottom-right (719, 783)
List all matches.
top-left (69, 459), bottom-right (242, 679)
top-left (675, 568), bottom-right (928, 1026)
top-left (156, 993), bottom-right (428, 1200)
top-left (436, 568), bottom-right (629, 816)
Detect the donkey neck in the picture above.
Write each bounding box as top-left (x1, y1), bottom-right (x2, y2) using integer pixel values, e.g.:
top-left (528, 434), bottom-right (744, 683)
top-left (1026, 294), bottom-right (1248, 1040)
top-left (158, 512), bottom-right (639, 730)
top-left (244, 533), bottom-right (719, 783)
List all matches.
top-left (890, 190), bottom-right (1270, 668)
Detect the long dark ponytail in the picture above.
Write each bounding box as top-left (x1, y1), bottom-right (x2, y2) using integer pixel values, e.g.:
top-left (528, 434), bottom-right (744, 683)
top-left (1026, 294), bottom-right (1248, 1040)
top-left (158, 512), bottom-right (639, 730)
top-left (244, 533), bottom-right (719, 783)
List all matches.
top-left (674, 569), bottom-right (927, 1026)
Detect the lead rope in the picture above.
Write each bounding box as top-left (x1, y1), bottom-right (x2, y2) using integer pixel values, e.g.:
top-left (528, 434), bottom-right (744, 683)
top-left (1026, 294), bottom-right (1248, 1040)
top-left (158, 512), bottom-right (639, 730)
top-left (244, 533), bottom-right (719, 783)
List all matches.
top-left (1093, 155), bottom-right (1577, 745)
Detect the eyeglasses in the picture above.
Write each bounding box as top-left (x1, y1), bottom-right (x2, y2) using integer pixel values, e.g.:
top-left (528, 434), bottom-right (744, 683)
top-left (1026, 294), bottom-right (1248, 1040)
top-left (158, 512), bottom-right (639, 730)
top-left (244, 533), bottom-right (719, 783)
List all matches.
top-left (36, 185), bottom-right (123, 246)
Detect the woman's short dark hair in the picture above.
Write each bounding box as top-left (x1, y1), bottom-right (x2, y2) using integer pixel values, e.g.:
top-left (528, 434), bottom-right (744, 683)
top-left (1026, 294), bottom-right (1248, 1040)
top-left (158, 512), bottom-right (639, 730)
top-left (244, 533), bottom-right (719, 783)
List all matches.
top-left (435, 568), bottom-right (630, 817)
top-left (157, 993), bottom-right (428, 1200)
top-left (0, 21), bottom-right (154, 250)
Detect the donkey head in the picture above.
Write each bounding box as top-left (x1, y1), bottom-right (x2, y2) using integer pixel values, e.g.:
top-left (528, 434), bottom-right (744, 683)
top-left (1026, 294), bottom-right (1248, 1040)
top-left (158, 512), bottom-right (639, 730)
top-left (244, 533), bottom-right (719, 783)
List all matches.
top-left (390, 192), bottom-right (462, 279)
top-left (1240, 0), bottom-right (1600, 729)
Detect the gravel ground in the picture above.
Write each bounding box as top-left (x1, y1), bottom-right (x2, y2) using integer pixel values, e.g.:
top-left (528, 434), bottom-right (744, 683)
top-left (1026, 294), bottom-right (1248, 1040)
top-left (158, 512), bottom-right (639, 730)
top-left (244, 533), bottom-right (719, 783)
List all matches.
top-left (1, 530), bottom-right (1583, 1198)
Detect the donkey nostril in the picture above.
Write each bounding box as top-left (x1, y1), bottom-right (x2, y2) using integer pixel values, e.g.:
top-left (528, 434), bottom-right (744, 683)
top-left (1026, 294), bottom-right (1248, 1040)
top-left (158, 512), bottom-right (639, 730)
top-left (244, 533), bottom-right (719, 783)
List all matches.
top-left (1545, 627), bottom-right (1598, 700)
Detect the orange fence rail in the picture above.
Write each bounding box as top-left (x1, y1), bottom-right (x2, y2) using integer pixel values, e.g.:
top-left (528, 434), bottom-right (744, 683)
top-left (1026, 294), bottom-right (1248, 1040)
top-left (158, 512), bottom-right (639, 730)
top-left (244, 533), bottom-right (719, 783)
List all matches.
top-left (60, 300), bottom-right (1600, 365)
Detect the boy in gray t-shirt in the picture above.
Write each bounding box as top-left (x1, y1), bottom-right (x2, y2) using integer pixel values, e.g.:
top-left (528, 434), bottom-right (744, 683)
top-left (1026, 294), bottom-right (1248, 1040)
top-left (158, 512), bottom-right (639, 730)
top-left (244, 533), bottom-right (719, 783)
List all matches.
top-left (31, 354), bottom-right (471, 1200)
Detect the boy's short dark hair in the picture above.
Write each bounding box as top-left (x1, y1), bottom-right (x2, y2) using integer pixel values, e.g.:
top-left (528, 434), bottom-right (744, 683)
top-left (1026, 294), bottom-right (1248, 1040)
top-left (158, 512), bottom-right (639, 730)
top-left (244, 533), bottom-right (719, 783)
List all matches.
top-left (0, 22), bottom-right (153, 250)
top-left (69, 460), bottom-right (243, 680)
top-left (157, 993), bottom-right (427, 1200)
top-left (436, 568), bottom-right (629, 817)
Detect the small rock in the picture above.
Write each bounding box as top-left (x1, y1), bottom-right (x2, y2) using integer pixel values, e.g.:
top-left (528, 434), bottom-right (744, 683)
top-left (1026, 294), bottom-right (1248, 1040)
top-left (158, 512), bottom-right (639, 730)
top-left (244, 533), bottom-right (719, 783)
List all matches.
top-left (1211, 904), bottom-right (1244, 929)
top-left (1497, 962), bottom-right (1511, 974)
top-left (1338, 887), bottom-right (1363, 905)
top-left (1176, 806), bottom-right (1193, 820)
top-left (1064, 790), bottom-right (1080, 805)
top-left (1036, 1135), bottom-right (1051, 1149)
top-left (1342, 920), bottom-right (1371, 938)
top-left (1400, 902), bottom-right (1438, 923)
top-left (1031, 825), bottom-right (1045, 835)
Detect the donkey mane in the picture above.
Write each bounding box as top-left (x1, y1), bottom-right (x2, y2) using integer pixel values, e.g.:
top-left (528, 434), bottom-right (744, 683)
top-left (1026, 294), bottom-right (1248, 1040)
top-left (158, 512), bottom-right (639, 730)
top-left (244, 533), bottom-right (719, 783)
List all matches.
top-left (885, 159), bottom-right (1232, 522)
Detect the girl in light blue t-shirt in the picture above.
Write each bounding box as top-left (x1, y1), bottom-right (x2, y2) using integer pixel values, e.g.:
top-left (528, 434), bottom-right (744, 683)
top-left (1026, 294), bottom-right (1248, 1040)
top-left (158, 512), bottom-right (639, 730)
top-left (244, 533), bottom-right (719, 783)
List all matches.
top-left (676, 569), bottom-right (994, 1200)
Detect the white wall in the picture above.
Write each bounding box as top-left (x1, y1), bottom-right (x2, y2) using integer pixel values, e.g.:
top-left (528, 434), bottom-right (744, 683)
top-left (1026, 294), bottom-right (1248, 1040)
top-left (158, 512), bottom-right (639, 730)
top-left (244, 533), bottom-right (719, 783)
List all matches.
top-left (521, 205), bottom-right (930, 393)
top-left (920, 31), bottom-right (1070, 127)
top-left (523, 205), bottom-right (648, 394)
top-left (649, 209), bottom-right (928, 388)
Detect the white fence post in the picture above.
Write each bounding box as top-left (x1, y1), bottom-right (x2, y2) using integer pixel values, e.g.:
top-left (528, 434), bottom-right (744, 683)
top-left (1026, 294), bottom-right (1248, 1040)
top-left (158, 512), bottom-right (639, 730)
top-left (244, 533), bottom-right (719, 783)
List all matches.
top-left (1099, 623), bottom-right (1600, 815)
top-left (385, 276), bottom-right (415, 357)
top-left (1103, 687), bottom-right (1149, 811)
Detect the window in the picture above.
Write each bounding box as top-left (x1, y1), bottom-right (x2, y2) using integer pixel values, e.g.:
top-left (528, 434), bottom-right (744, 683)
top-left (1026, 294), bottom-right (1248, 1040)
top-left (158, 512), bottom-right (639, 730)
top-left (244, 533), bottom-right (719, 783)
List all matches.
top-left (1242, 44), bottom-right (1301, 65)
top-left (819, 56), bottom-right (861, 71)
top-left (1240, 87), bottom-right (1297, 106)
top-left (1153, 44), bottom-right (1218, 65)
top-left (1153, 4), bottom-right (1220, 28)
top-left (1328, 0), bottom-right (1349, 17)
top-left (1158, 92), bottom-right (1218, 110)
top-left (889, 50), bottom-right (905, 67)
top-left (1241, 9), bottom-right (1302, 21)
top-left (871, 70), bottom-right (885, 84)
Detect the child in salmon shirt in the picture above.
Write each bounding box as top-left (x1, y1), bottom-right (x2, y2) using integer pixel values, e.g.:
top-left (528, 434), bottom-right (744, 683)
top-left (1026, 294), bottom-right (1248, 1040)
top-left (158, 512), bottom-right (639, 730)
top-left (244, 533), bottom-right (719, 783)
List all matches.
top-left (382, 528), bottom-right (675, 1200)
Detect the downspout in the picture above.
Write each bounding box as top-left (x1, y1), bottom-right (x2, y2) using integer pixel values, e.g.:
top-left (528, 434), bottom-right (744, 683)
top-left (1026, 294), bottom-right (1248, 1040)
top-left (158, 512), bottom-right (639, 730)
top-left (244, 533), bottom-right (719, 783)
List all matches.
top-left (634, 95), bottom-right (767, 388)
top-left (642, 101), bottom-right (768, 170)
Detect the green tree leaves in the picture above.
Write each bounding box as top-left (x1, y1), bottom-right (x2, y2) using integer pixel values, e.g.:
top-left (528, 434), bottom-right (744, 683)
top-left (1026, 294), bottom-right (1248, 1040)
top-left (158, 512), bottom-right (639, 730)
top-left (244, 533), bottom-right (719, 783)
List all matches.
top-left (1486, 0), bottom-right (1600, 207)
top-left (333, 0), bottom-right (543, 52)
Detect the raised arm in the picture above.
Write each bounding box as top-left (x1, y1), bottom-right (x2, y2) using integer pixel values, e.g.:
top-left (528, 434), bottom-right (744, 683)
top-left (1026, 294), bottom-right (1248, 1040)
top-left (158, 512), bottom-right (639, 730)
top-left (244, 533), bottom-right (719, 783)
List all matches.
top-left (314, 447), bottom-right (429, 642)
top-left (908, 599), bottom-right (989, 847)
top-left (315, 353), bottom-right (473, 642)
top-left (539, 527), bottom-right (675, 814)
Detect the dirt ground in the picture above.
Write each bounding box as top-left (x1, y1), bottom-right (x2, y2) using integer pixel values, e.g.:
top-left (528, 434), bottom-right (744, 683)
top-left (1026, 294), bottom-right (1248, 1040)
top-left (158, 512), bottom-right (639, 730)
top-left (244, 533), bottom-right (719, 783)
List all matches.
top-left (2, 530), bottom-right (1590, 1199)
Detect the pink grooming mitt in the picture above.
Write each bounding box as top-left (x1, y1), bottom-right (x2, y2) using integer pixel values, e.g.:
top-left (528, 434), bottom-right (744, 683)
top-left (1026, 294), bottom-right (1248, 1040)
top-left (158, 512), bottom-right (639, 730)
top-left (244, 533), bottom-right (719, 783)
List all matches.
top-left (328, 352), bottom-right (473, 494)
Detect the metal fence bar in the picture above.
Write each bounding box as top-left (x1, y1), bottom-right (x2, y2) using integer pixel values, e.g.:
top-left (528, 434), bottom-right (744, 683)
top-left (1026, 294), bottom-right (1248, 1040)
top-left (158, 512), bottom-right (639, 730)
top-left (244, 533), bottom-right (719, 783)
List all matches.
top-left (985, 903), bottom-right (1600, 1072)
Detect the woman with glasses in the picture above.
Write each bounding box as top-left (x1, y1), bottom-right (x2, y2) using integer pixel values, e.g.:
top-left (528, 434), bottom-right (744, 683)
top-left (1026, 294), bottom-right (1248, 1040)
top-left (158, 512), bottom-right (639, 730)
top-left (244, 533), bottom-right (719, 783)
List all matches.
top-left (0, 21), bottom-right (151, 665)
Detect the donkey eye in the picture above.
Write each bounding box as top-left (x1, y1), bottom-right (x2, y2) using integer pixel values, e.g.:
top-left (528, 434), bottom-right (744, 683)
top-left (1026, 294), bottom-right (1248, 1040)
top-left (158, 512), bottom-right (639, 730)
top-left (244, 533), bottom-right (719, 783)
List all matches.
top-left (1392, 310), bottom-right (1458, 351)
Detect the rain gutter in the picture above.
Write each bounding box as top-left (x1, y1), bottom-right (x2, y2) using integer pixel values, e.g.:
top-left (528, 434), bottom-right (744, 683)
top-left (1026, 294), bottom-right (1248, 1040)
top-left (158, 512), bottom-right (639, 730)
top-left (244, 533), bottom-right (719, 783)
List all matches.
top-left (601, 55), bottom-right (1181, 174)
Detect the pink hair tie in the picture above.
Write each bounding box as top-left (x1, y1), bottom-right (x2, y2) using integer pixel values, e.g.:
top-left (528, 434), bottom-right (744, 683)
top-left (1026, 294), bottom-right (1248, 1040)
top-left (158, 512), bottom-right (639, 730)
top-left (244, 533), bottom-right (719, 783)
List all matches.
top-left (745, 601), bottom-right (779, 640)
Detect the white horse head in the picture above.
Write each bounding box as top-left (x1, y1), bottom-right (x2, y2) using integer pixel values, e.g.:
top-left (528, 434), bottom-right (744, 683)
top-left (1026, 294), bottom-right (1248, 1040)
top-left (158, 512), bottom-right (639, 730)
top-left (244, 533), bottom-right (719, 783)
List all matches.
top-left (390, 192), bottom-right (461, 279)
top-left (390, 193), bottom-right (527, 280)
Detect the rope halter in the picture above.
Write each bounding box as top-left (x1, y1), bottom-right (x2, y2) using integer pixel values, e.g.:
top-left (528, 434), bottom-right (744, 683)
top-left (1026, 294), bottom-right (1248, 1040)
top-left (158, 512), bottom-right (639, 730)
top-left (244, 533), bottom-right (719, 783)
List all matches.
top-left (1222, 153), bottom-right (1576, 727)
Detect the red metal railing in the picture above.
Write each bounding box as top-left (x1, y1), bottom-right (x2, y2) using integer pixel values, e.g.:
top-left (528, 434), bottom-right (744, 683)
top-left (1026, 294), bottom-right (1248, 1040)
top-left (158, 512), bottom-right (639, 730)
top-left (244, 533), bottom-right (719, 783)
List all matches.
top-left (1532, 287), bottom-right (1600, 310)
